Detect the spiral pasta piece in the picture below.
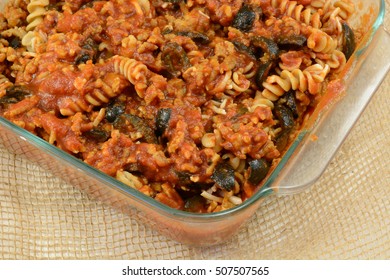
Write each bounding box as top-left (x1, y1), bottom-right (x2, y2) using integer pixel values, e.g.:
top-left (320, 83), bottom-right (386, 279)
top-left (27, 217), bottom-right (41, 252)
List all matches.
top-left (252, 90), bottom-right (275, 110)
top-left (310, 0), bottom-right (355, 35)
top-left (231, 72), bottom-right (250, 92)
top-left (309, 0), bottom-right (332, 11)
top-left (21, 31), bottom-right (38, 52)
top-left (112, 55), bottom-right (149, 98)
top-left (84, 79), bottom-right (119, 107)
top-left (225, 65), bottom-right (253, 96)
top-left (242, 61), bottom-right (256, 79)
top-left (314, 50), bottom-right (346, 73)
top-left (321, 7), bottom-right (343, 34)
top-left (59, 99), bottom-right (90, 116)
top-left (271, 0), bottom-right (322, 28)
top-left (307, 28), bottom-right (337, 53)
top-left (26, 0), bottom-right (49, 32)
top-left (206, 70), bottom-right (232, 94)
top-left (1, 27), bottom-right (26, 39)
top-left (210, 98), bottom-right (229, 115)
top-left (261, 63), bottom-right (330, 99)
top-left (333, 0), bottom-right (355, 20)
top-left (278, 51), bottom-right (313, 71)
top-left (187, 50), bottom-right (204, 65)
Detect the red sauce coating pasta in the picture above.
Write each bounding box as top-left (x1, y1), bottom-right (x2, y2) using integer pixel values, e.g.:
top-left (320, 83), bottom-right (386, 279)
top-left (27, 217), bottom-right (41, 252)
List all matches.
top-left (0, 0), bottom-right (357, 212)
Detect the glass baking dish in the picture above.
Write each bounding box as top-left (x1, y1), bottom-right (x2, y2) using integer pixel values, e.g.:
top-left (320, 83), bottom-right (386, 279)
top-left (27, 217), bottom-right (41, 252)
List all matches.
top-left (0, 0), bottom-right (389, 246)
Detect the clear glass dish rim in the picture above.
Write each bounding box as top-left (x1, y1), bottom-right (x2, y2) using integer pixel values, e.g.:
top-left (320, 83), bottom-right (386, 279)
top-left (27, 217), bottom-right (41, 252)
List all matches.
top-left (0, 0), bottom-right (386, 221)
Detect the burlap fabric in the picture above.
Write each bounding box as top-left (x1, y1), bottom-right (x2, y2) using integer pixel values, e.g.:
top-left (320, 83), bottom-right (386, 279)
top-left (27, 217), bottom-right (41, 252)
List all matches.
top-left (0, 3), bottom-right (389, 260)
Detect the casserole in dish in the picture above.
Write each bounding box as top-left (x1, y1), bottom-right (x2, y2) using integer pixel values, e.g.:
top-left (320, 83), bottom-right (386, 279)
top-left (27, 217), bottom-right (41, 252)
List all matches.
top-left (0, 0), bottom-right (389, 245)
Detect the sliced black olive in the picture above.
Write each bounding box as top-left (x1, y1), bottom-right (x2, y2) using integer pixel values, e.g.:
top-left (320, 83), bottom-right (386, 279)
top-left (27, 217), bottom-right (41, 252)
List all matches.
top-left (75, 53), bottom-right (92, 65)
top-left (83, 128), bottom-right (110, 142)
top-left (251, 36), bottom-right (280, 60)
top-left (255, 60), bottom-right (273, 89)
top-left (162, 0), bottom-right (182, 3)
top-left (105, 101), bottom-right (125, 123)
top-left (82, 37), bottom-right (99, 52)
top-left (211, 161), bottom-right (235, 191)
top-left (232, 41), bottom-right (256, 59)
top-left (276, 34), bottom-right (307, 50)
top-left (282, 90), bottom-right (299, 118)
top-left (176, 171), bottom-right (192, 185)
top-left (251, 36), bottom-right (279, 87)
top-left (0, 85), bottom-right (31, 106)
top-left (75, 38), bottom-right (99, 64)
top-left (232, 5), bottom-right (256, 32)
top-left (274, 104), bottom-right (295, 151)
top-left (155, 108), bottom-right (171, 137)
top-left (247, 158), bottom-right (270, 185)
top-left (125, 114), bottom-right (158, 144)
top-left (274, 104), bottom-right (294, 130)
top-left (275, 130), bottom-right (290, 152)
top-left (342, 22), bottom-right (355, 60)
top-left (8, 36), bottom-right (22, 49)
top-left (124, 163), bottom-right (139, 172)
top-left (184, 195), bottom-right (207, 213)
top-left (161, 27), bottom-right (173, 35)
top-left (176, 174), bottom-right (212, 198)
top-left (161, 42), bottom-right (191, 78)
top-left (176, 31), bottom-right (210, 45)
top-left (112, 114), bottom-right (127, 129)
top-left (114, 114), bottom-right (158, 144)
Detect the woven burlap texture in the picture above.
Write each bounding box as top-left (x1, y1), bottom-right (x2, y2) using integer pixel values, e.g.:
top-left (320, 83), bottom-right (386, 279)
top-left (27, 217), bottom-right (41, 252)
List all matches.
top-left (0, 3), bottom-right (389, 260)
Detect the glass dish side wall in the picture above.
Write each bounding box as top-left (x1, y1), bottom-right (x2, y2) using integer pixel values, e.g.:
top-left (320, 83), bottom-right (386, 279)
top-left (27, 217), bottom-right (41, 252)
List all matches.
top-left (0, 0), bottom-right (388, 246)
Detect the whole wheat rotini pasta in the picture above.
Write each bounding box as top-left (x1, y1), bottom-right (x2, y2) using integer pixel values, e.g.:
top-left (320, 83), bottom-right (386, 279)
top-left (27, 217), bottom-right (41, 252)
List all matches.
top-left (0, 0), bottom-right (358, 212)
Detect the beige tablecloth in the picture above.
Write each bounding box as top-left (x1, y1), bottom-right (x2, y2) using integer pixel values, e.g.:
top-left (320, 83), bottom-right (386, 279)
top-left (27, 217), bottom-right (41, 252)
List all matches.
top-left (0, 3), bottom-right (389, 260)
